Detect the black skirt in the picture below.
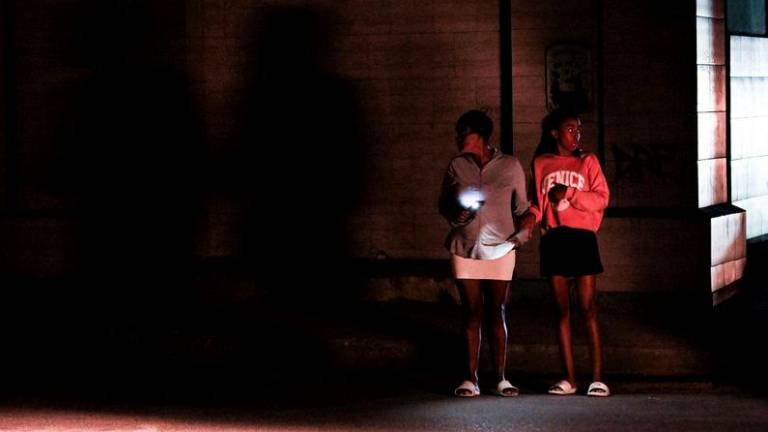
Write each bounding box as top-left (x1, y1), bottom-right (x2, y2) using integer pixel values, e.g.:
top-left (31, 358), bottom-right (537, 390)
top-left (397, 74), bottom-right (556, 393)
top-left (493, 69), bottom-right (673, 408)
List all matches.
top-left (540, 226), bottom-right (604, 277)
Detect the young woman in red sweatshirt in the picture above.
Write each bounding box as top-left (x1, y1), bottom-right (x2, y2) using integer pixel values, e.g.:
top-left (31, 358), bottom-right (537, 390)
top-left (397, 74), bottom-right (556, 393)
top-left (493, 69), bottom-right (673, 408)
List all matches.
top-left (530, 109), bottom-right (610, 397)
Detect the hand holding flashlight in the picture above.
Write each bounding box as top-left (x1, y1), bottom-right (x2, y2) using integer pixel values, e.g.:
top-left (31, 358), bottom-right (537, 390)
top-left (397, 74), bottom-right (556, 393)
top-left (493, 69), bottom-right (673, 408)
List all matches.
top-left (458, 189), bottom-right (486, 212)
top-left (454, 188), bottom-right (485, 224)
top-left (456, 209), bottom-right (473, 224)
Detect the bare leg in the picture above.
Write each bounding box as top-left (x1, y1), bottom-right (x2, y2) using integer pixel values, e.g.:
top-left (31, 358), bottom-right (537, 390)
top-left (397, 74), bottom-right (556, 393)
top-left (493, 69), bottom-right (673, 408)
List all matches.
top-left (552, 276), bottom-right (576, 386)
top-left (485, 280), bottom-right (510, 383)
top-left (576, 275), bottom-right (602, 383)
top-left (457, 279), bottom-right (483, 391)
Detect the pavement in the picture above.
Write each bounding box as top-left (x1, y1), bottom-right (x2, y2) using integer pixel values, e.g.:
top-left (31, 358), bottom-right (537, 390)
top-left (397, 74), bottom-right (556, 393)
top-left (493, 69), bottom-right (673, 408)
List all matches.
top-left (0, 371), bottom-right (766, 431)
top-left (0, 242), bottom-right (765, 430)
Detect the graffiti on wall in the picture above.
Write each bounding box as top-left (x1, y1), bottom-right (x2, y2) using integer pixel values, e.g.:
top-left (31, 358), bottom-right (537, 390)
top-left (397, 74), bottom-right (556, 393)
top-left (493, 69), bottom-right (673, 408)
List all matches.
top-left (611, 143), bottom-right (676, 183)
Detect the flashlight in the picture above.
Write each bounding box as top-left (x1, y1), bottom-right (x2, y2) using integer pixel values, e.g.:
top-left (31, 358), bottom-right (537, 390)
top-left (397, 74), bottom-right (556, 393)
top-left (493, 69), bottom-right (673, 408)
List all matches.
top-left (458, 189), bottom-right (485, 211)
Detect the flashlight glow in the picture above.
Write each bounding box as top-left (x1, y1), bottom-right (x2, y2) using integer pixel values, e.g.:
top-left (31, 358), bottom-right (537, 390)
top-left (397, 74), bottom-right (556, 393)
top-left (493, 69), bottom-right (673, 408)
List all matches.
top-left (458, 189), bottom-right (485, 211)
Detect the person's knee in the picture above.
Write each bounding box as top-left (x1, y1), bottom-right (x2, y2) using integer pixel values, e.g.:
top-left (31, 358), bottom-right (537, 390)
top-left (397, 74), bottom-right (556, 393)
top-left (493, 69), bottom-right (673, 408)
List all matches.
top-left (554, 299), bottom-right (570, 317)
top-left (487, 302), bottom-right (506, 322)
top-left (465, 319), bottom-right (482, 334)
top-left (554, 303), bottom-right (570, 322)
top-left (580, 303), bottom-right (598, 321)
top-left (464, 307), bottom-right (483, 329)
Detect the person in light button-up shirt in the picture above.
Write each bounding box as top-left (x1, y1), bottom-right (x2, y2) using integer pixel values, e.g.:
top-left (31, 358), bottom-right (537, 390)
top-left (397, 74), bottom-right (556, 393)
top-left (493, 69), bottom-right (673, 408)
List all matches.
top-left (438, 110), bottom-right (535, 398)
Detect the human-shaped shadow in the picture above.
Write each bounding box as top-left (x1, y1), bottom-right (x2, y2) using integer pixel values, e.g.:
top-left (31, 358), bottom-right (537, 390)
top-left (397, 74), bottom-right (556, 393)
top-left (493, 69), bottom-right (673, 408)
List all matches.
top-left (234, 7), bottom-right (365, 309)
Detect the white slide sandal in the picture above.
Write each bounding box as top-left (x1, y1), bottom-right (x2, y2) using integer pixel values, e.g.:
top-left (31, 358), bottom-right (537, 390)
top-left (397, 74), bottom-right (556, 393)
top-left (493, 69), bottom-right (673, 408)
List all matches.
top-left (454, 380), bottom-right (480, 397)
top-left (587, 381), bottom-right (610, 397)
top-left (548, 380), bottom-right (577, 395)
top-left (495, 379), bottom-right (519, 397)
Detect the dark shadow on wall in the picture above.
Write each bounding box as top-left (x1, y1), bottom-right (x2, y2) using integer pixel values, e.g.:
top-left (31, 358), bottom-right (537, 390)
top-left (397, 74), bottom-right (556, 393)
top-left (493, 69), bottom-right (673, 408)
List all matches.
top-left (50, 0), bottom-right (202, 330)
top-left (0, 1), bottom-right (369, 398)
top-left (0, 0), bottom-right (215, 396)
top-left (231, 6), bottom-right (365, 309)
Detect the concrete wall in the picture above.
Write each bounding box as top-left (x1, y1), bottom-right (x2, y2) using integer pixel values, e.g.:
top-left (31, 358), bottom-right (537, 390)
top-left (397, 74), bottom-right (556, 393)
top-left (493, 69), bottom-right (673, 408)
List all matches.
top-left (730, 35), bottom-right (768, 239)
top-left (697, 0), bottom-right (727, 207)
top-left (3, 0), bottom-right (197, 278)
top-left (510, 0), bottom-right (598, 278)
top-left (185, 0), bottom-right (503, 260)
top-left (0, 0), bottom-right (726, 294)
top-left (602, 0), bottom-right (698, 209)
top-left (2, 0), bottom-right (506, 280)
top-left (697, 0), bottom-right (746, 302)
top-left (509, 0), bottom-right (704, 292)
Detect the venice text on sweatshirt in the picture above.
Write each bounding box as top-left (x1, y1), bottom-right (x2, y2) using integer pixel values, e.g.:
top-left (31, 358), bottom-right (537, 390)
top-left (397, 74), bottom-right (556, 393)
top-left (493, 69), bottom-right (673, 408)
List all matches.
top-left (529, 151), bottom-right (609, 233)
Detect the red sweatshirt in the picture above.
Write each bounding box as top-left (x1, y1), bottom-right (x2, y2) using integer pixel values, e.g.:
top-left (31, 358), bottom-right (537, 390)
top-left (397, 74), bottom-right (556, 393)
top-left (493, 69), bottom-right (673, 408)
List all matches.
top-left (530, 152), bottom-right (609, 233)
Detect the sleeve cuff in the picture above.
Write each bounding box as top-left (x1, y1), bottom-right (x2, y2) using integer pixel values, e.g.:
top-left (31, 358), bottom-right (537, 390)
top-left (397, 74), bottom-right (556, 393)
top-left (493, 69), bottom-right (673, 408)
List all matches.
top-left (529, 206), bottom-right (542, 222)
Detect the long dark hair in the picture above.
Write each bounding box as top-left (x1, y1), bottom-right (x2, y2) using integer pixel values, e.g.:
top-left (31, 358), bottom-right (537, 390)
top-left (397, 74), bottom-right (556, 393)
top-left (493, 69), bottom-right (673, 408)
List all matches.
top-left (534, 108), bottom-right (580, 157)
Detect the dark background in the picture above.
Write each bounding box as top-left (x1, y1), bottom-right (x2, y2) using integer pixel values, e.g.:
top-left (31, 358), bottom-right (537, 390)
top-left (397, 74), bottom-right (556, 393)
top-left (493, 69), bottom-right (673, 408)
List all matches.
top-left (0, 0), bottom-right (765, 402)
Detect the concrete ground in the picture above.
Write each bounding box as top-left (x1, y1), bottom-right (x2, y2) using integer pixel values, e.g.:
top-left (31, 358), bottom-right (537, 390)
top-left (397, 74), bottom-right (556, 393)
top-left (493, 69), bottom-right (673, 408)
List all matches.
top-left (0, 237), bottom-right (765, 431)
top-left (0, 373), bottom-right (766, 431)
